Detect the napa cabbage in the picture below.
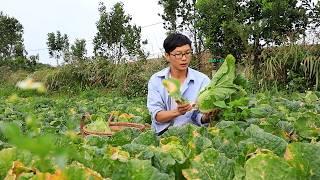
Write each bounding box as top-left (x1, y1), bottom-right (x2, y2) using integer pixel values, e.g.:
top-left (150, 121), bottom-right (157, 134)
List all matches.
top-left (197, 54), bottom-right (246, 113)
top-left (85, 117), bottom-right (111, 132)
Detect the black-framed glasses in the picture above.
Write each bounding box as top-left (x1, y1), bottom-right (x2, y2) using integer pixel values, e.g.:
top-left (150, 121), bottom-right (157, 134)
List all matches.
top-left (170, 51), bottom-right (193, 59)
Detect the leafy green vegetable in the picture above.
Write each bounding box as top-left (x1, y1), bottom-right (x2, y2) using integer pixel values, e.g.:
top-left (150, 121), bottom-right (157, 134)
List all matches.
top-left (112, 159), bottom-right (170, 180)
top-left (0, 148), bottom-right (16, 179)
top-left (132, 130), bottom-right (159, 146)
top-left (151, 142), bottom-right (188, 179)
top-left (2, 83), bottom-right (320, 179)
top-left (162, 124), bottom-right (199, 145)
top-left (162, 78), bottom-right (188, 104)
top-left (294, 112), bottom-right (320, 139)
top-left (85, 117), bottom-right (111, 133)
top-left (121, 143), bottom-right (149, 158)
top-left (285, 143), bottom-right (320, 179)
top-left (106, 146), bottom-right (130, 162)
top-left (197, 54), bottom-right (246, 113)
top-left (245, 153), bottom-right (298, 180)
top-left (244, 125), bottom-right (288, 156)
top-left (182, 148), bottom-right (235, 180)
top-left (108, 128), bottom-right (141, 146)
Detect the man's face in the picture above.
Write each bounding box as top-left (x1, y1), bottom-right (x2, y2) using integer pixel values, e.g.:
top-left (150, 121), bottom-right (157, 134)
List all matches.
top-left (165, 44), bottom-right (192, 71)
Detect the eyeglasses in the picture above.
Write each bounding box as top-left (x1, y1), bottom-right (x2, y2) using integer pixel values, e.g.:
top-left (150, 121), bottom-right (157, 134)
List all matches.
top-left (170, 51), bottom-right (192, 59)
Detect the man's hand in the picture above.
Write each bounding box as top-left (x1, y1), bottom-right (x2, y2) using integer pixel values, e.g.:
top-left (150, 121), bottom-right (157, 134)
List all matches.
top-left (176, 102), bottom-right (193, 115)
top-left (201, 109), bottom-right (221, 124)
top-left (155, 102), bottom-right (192, 123)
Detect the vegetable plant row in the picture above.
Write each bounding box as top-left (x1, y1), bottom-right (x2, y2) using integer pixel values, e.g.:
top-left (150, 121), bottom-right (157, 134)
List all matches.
top-left (0, 88), bottom-right (319, 179)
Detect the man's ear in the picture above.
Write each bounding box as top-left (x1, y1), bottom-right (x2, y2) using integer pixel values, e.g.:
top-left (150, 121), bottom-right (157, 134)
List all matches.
top-left (164, 53), bottom-right (170, 63)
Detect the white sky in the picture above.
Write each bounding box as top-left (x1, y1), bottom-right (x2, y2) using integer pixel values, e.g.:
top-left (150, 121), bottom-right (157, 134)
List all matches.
top-left (0, 0), bottom-right (167, 65)
top-left (1, 0), bottom-right (319, 65)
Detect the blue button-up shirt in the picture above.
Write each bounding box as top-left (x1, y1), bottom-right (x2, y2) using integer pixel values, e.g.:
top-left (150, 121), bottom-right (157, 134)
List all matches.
top-left (147, 67), bottom-right (211, 134)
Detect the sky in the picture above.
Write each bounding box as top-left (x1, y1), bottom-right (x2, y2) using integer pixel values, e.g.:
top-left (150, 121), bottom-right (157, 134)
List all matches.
top-left (0, 0), bottom-right (167, 65)
top-left (1, 0), bottom-right (319, 65)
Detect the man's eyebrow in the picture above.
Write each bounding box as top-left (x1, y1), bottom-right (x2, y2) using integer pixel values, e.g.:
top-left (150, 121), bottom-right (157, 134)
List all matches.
top-left (173, 50), bottom-right (192, 53)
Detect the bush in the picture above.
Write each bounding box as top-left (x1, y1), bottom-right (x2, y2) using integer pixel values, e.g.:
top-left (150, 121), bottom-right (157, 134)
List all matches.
top-left (45, 58), bottom-right (167, 97)
top-left (106, 58), bottom-right (166, 97)
top-left (0, 66), bottom-right (30, 86)
top-left (115, 60), bottom-right (166, 97)
top-left (0, 56), bottom-right (38, 71)
top-left (248, 44), bottom-right (320, 92)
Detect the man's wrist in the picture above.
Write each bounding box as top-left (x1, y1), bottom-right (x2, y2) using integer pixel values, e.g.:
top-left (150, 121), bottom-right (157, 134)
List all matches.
top-left (201, 113), bottom-right (216, 124)
top-left (201, 115), bottom-right (209, 124)
top-left (173, 109), bottom-right (182, 117)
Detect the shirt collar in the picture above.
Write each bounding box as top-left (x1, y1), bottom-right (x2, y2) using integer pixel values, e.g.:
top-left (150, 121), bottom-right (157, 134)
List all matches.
top-left (156, 67), bottom-right (196, 82)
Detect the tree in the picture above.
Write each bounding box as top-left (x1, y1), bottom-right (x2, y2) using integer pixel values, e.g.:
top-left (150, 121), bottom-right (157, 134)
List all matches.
top-left (158, 0), bottom-right (179, 32)
top-left (304, 0), bottom-right (320, 43)
top-left (70, 39), bottom-right (87, 62)
top-left (93, 2), bottom-right (148, 63)
top-left (196, 0), bottom-right (310, 69)
top-left (315, 1), bottom-right (320, 27)
top-left (313, 1), bottom-right (320, 43)
top-left (244, 0), bottom-right (309, 62)
top-left (158, 0), bottom-right (204, 69)
top-left (26, 54), bottom-right (39, 70)
top-left (47, 31), bottom-right (69, 66)
top-left (0, 11), bottom-right (25, 60)
top-left (196, 0), bottom-right (246, 59)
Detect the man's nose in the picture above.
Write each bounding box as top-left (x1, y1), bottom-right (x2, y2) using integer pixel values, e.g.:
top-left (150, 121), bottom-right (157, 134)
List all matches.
top-left (181, 54), bottom-right (187, 61)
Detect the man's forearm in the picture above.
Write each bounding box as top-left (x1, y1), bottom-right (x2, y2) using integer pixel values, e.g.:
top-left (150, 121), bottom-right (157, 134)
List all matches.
top-left (155, 110), bottom-right (181, 123)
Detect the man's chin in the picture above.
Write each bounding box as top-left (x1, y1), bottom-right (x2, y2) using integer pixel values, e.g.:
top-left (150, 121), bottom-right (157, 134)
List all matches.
top-left (176, 67), bottom-right (188, 71)
top-left (178, 65), bottom-right (188, 70)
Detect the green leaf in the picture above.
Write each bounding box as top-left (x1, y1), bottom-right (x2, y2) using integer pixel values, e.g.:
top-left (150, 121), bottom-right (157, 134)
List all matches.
top-left (213, 100), bottom-right (228, 108)
top-left (85, 117), bottom-right (111, 133)
top-left (304, 91), bottom-right (319, 104)
top-left (121, 143), bottom-right (150, 158)
top-left (0, 148), bottom-right (16, 179)
top-left (294, 112), bottom-right (320, 139)
top-left (112, 159), bottom-right (171, 180)
top-left (132, 130), bottom-right (159, 146)
top-left (285, 142), bottom-right (320, 179)
top-left (2, 123), bottom-right (58, 158)
top-left (162, 78), bottom-right (188, 104)
top-left (182, 148), bottom-right (235, 180)
top-left (162, 124), bottom-right (199, 145)
top-left (188, 136), bottom-right (213, 157)
top-left (244, 125), bottom-right (287, 156)
top-left (197, 54), bottom-right (246, 113)
top-left (245, 153), bottom-right (299, 180)
top-left (109, 128), bottom-right (141, 147)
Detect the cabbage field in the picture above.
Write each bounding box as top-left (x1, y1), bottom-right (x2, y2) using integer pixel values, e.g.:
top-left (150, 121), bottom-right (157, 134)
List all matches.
top-left (0, 85), bottom-right (320, 180)
top-left (1, 0), bottom-right (320, 178)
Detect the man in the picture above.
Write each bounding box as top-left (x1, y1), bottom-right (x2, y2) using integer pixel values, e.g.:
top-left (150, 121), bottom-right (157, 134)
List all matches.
top-left (147, 33), bottom-right (218, 135)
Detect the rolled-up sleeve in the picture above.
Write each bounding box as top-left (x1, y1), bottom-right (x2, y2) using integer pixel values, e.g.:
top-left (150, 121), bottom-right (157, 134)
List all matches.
top-left (147, 77), bottom-right (165, 123)
top-left (191, 110), bottom-right (208, 126)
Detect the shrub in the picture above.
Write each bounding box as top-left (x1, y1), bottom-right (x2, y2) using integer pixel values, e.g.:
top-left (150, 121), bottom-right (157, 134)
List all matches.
top-left (45, 58), bottom-right (167, 97)
top-left (247, 44), bottom-right (320, 92)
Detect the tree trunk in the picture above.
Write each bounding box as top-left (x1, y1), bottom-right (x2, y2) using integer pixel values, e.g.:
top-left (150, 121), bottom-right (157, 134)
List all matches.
top-left (253, 36), bottom-right (261, 73)
top-left (193, 29), bottom-right (201, 70)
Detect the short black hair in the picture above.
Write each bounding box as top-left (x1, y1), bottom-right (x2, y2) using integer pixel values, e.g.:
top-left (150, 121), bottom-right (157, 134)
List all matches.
top-left (163, 33), bottom-right (192, 53)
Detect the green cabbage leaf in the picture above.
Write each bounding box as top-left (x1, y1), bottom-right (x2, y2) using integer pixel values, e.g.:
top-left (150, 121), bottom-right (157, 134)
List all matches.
top-left (162, 78), bottom-right (188, 104)
top-left (197, 54), bottom-right (246, 113)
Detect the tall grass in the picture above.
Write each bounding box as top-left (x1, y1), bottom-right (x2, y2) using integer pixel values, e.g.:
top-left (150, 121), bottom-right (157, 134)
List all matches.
top-left (244, 44), bottom-right (320, 92)
top-left (45, 58), bottom-right (167, 97)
